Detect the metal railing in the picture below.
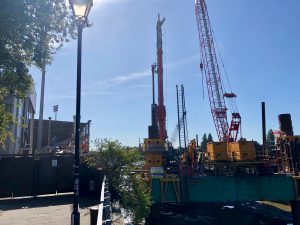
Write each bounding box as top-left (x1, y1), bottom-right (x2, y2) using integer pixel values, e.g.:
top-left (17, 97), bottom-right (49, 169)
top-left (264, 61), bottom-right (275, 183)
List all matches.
top-left (97, 176), bottom-right (112, 225)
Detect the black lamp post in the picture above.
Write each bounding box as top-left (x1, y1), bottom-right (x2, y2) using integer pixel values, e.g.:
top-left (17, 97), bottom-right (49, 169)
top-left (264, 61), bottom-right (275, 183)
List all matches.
top-left (69, 0), bottom-right (93, 224)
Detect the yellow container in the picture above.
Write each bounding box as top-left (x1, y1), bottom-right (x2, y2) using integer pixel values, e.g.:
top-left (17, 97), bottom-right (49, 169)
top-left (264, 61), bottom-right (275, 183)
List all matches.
top-left (228, 141), bottom-right (256, 161)
top-left (207, 142), bottom-right (229, 161)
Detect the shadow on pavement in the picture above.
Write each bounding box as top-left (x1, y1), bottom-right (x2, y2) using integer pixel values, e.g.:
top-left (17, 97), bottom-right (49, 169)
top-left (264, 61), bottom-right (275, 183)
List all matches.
top-left (0, 194), bottom-right (99, 211)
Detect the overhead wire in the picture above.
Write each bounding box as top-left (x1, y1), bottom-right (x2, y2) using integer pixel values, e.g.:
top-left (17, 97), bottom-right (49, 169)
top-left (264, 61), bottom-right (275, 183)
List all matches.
top-left (164, 22), bottom-right (169, 137)
top-left (212, 29), bottom-right (239, 114)
top-left (201, 64), bottom-right (205, 99)
top-left (198, 33), bottom-right (206, 100)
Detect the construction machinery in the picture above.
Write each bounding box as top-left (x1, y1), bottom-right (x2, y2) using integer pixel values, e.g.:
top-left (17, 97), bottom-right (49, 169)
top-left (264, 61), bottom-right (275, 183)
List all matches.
top-left (144, 6), bottom-right (300, 225)
top-left (143, 15), bottom-right (168, 175)
top-left (154, 14), bottom-right (167, 142)
top-left (272, 114), bottom-right (300, 175)
top-left (195, 0), bottom-right (255, 162)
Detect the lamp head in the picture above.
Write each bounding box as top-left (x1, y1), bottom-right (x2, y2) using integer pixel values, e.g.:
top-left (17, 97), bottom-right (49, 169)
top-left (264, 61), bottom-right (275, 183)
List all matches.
top-left (69, 0), bottom-right (93, 25)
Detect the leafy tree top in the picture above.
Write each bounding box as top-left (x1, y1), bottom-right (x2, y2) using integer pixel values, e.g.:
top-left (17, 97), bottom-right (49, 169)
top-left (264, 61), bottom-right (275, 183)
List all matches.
top-left (207, 133), bottom-right (213, 142)
top-left (0, 0), bottom-right (76, 70)
top-left (0, 0), bottom-right (76, 147)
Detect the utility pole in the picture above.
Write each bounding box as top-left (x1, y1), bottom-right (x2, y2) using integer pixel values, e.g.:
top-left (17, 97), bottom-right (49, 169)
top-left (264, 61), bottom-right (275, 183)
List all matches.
top-left (48, 117), bottom-right (52, 152)
top-left (36, 66), bottom-right (46, 154)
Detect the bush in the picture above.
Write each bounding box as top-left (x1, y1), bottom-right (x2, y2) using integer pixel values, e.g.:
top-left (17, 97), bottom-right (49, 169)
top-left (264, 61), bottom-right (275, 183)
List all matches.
top-left (84, 138), bottom-right (151, 224)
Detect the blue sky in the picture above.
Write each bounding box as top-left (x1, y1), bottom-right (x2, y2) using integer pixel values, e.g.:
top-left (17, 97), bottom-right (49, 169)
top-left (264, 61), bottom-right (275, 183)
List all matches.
top-left (30, 0), bottom-right (300, 147)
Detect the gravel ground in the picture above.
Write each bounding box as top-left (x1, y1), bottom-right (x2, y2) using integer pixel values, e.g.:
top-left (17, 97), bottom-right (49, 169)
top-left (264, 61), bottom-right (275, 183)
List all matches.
top-left (0, 194), bottom-right (99, 225)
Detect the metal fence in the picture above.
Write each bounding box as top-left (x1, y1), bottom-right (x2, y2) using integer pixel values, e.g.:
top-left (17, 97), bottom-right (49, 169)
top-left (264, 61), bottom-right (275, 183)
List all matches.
top-left (0, 154), bottom-right (104, 198)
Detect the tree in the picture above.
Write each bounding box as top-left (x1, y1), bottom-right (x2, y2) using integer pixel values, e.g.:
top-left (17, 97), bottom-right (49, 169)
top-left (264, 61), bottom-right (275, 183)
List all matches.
top-left (253, 141), bottom-right (263, 154)
top-left (0, 0), bottom-right (76, 147)
top-left (84, 139), bottom-right (151, 224)
top-left (266, 129), bottom-right (275, 153)
top-left (0, 0), bottom-right (75, 69)
top-left (207, 133), bottom-right (213, 143)
top-left (201, 133), bottom-right (207, 151)
top-left (0, 66), bottom-right (34, 147)
top-left (0, 88), bottom-right (15, 145)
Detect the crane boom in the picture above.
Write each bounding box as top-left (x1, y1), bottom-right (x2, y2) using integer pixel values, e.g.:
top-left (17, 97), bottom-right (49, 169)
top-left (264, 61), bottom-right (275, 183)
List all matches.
top-left (195, 0), bottom-right (241, 142)
top-left (156, 14), bottom-right (167, 141)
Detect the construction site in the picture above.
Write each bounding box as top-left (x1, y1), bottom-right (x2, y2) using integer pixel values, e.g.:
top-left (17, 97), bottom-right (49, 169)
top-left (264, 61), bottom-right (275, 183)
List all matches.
top-left (140, 0), bottom-right (300, 225)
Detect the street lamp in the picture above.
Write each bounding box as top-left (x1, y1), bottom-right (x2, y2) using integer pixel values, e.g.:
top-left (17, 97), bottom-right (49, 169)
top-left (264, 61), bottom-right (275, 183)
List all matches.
top-left (69, 0), bottom-right (93, 225)
top-left (53, 105), bottom-right (58, 120)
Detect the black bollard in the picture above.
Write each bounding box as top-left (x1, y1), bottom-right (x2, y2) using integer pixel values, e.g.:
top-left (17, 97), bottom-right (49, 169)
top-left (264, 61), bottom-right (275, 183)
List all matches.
top-left (90, 206), bottom-right (98, 225)
top-left (291, 201), bottom-right (300, 225)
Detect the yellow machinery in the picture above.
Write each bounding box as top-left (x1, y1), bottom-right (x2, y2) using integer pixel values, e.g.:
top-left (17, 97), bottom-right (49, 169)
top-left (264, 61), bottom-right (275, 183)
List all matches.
top-left (207, 142), bottom-right (229, 161)
top-left (228, 141), bottom-right (256, 161)
top-left (182, 139), bottom-right (198, 167)
top-left (143, 138), bottom-right (166, 170)
top-left (274, 134), bottom-right (300, 174)
top-left (207, 141), bottom-right (256, 161)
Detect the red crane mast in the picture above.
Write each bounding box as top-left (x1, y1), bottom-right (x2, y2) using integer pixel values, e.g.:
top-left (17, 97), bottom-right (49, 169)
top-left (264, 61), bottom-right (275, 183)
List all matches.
top-left (195, 0), bottom-right (241, 142)
top-left (155, 14), bottom-right (167, 141)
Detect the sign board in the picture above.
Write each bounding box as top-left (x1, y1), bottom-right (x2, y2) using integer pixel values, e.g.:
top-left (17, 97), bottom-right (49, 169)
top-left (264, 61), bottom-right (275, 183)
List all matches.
top-left (52, 160), bottom-right (57, 167)
top-left (151, 167), bottom-right (164, 178)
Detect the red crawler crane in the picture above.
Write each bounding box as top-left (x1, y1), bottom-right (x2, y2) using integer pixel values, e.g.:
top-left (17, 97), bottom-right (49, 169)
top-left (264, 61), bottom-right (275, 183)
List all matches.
top-left (195, 0), bottom-right (241, 142)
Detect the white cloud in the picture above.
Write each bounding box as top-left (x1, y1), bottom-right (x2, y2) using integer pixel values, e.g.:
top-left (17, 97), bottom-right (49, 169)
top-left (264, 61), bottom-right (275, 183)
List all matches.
top-left (92, 0), bottom-right (161, 9)
top-left (88, 70), bottom-right (151, 90)
top-left (86, 54), bottom-right (199, 90)
top-left (129, 84), bottom-right (151, 89)
top-left (92, 0), bottom-right (130, 8)
top-left (46, 94), bottom-right (75, 101)
top-left (46, 90), bottom-right (115, 101)
top-left (82, 90), bottom-right (117, 96)
top-left (112, 71), bottom-right (150, 83)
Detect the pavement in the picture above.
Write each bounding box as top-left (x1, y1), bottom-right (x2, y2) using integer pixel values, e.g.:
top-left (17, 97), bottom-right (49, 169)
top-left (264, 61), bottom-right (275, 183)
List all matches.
top-left (0, 194), bottom-right (99, 225)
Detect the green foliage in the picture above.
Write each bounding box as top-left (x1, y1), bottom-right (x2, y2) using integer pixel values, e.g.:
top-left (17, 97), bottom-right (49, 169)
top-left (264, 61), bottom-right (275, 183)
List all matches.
top-left (0, 0), bottom-right (76, 69)
top-left (0, 69), bottom-right (33, 98)
top-left (84, 139), bottom-right (151, 224)
top-left (253, 141), bottom-right (262, 153)
top-left (207, 133), bottom-right (213, 142)
top-left (201, 133), bottom-right (207, 151)
top-left (119, 174), bottom-right (151, 223)
top-left (0, 88), bottom-right (15, 147)
top-left (266, 129), bottom-right (275, 153)
top-left (0, 0), bottom-right (75, 147)
top-left (0, 67), bottom-right (33, 148)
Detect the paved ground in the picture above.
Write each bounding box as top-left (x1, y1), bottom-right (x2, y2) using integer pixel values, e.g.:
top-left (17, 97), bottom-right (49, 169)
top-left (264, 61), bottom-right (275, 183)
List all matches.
top-left (0, 194), bottom-right (100, 225)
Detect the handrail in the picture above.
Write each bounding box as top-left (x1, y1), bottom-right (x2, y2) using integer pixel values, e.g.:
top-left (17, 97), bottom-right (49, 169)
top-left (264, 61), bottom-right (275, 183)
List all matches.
top-left (97, 176), bottom-right (106, 225)
top-left (97, 176), bottom-right (112, 225)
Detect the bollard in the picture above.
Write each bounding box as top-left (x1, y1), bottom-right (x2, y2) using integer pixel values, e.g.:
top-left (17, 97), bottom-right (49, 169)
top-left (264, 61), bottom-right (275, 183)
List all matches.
top-left (90, 206), bottom-right (98, 225)
top-left (291, 201), bottom-right (300, 225)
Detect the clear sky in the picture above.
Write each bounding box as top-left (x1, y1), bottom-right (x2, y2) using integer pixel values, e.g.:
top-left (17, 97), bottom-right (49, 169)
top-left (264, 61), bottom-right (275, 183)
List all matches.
top-left (30, 0), bottom-right (300, 147)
